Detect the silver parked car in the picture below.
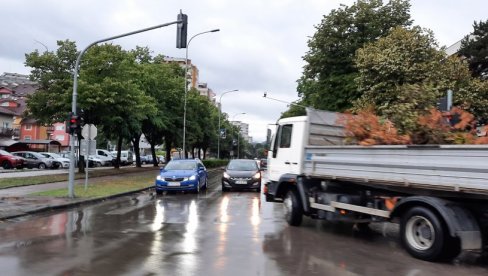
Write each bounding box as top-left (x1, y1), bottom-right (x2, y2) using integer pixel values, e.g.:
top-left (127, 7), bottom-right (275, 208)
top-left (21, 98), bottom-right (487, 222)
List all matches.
top-left (40, 152), bottom-right (70, 169)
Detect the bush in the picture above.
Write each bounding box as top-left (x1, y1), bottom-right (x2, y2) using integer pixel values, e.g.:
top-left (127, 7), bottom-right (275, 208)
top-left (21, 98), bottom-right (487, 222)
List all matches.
top-left (202, 159), bottom-right (228, 168)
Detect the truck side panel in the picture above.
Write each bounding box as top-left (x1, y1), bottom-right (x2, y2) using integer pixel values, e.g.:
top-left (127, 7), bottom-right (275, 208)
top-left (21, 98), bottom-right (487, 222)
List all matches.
top-left (304, 145), bottom-right (488, 196)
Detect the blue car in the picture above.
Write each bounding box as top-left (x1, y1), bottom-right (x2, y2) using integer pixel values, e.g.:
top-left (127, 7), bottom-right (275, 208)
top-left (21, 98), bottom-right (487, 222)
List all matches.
top-left (155, 159), bottom-right (208, 194)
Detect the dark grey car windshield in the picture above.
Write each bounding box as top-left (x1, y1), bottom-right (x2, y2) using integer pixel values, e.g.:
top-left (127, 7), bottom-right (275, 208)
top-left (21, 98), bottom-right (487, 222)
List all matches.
top-left (227, 160), bottom-right (258, 171)
top-left (165, 161), bottom-right (197, 170)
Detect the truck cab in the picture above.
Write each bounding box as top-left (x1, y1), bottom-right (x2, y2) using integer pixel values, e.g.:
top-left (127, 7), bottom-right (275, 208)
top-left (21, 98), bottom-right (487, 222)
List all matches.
top-left (267, 116), bottom-right (307, 184)
top-left (266, 109), bottom-right (344, 201)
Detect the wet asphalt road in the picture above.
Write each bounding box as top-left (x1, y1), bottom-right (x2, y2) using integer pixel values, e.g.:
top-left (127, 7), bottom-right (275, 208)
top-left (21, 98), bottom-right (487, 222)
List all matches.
top-left (0, 172), bottom-right (487, 275)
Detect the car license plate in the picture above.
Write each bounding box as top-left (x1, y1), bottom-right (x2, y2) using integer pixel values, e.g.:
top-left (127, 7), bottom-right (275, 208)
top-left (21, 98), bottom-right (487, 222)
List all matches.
top-left (235, 180), bottom-right (247, 184)
top-left (167, 182), bottom-right (180, 187)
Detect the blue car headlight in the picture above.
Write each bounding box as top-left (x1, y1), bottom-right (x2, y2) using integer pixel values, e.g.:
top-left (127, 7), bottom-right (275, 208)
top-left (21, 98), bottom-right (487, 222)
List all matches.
top-left (156, 175), bottom-right (162, 180)
top-left (189, 175), bottom-right (197, 181)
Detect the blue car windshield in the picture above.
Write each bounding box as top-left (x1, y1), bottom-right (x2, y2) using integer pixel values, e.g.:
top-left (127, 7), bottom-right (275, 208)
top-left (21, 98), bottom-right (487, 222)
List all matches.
top-left (165, 161), bottom-right (197, 170)
top-left (227, 160), bottom-right (258, 171)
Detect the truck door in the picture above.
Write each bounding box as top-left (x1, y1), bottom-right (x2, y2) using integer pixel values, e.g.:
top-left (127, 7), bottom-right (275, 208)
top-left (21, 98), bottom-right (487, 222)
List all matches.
top-left (268, 124), bottom-right (294, 182)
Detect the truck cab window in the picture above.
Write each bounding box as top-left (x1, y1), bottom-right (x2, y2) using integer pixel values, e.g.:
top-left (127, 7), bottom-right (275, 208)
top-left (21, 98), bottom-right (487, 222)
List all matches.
top-left (279, 125), bottom-right (293, 148)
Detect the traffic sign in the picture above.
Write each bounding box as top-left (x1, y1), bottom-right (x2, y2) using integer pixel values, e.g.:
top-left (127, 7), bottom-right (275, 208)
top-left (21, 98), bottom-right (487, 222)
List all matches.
top-left (82, 124), bottom-right (97, 140)
top-left (80, 139), bottom-right (97, 156)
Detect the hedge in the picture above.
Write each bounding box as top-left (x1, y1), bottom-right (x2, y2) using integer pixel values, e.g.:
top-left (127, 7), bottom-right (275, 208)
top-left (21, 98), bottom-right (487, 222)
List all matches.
top-left (202, 159), bottom-right (229, 169)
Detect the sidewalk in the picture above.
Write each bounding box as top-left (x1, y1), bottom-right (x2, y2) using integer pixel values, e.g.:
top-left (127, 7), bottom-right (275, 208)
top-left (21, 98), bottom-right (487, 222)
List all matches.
top-left (0, 170), bottom-right (158, 220)
top-left (0, 167), bottom-right (223, 221)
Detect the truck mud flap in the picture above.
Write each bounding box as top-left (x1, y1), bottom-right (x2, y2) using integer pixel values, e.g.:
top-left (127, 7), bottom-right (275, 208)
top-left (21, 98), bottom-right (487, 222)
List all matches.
top-left (296, 176), bottom-right (310, 214)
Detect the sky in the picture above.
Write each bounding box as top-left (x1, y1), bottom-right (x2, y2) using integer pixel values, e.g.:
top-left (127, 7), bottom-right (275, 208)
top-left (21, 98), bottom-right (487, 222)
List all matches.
top-left (1, 0), bottom-right (487, 142)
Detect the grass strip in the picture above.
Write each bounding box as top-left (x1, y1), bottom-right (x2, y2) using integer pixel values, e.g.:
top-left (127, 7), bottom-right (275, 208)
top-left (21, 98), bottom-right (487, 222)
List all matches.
top-left (33, 173), bottom-right (156, 198)
top-left (0, 166), bottom-right (160, 190)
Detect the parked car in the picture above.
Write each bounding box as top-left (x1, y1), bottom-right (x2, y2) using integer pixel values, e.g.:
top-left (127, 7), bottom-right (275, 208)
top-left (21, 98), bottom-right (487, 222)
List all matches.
top-left (111, 150), bottom-right (133, 165)
top-left (140, 155), bottom-right (154, 164)
top-left (40, 152), bottom-right (70, 169)
top-left (222, 159), bottom-right (262, 192)
top-left (158, 155), bottom-right (166, 164)
top-left (155, 159), bottom-right (208, 194)
top-left (0, 150), bottom-right (24, 169)
top-left (97, 149), bottom-right (115, 163)
top-left (87, 155), bottom-right (104, 167)
top-left (12, 151), bottom-right (54, 169)
top-left (92, 154), bottom-right (112, 166)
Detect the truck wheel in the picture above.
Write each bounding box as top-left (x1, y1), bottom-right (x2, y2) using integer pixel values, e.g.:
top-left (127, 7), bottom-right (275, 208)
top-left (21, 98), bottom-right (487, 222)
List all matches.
top-left (283, 189), bottom-right (303, 226)
top-left (400, 206), bottom-right (460, 261)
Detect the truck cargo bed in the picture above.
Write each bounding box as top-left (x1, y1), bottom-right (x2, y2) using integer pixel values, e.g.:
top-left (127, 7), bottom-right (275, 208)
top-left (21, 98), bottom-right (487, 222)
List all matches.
top-left (304, 145), bottom-right (488, 196)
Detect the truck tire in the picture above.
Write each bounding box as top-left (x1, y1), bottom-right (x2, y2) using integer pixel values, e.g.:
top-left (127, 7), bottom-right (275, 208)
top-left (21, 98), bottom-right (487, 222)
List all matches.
top-left (283, 188), bottom-right (303, 226)
top-left (400, 206), bottom-right (460, 261)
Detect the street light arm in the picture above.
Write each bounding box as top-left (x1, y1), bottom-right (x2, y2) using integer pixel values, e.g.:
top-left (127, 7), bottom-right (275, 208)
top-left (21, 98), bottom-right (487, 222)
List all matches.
top-left (217, 89), bottom-right (238, 159)
top-left (187, 29), bottom-right (220, 48)
top-left (219, 89), bottom-right (238, 103)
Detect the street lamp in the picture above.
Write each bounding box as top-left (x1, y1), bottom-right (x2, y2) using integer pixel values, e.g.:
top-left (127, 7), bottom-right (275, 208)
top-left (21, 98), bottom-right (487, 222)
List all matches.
top-left (217, 89), bottom-right (239, 159)
top-left (182, 28), bottom-right (220, 158)
top-left (232, 112), bottom-right (246, 159)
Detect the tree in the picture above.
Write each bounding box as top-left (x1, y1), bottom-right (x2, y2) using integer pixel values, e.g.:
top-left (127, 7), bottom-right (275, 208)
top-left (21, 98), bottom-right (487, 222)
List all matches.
top-left (353, 26), bottom-right (445, 131)
top-left (78, 44), bottom-right (155, 168)
top-left (280, 101), bottom-right (306, 119)
top-left (296, 0), bottom-right (412, 112)
top-left (25, 40), bottom-right (77, 124)
top-left (459, 19), bottom-right (488, 79)
top-left (353, 26), bottom-right (484, 133)
top-left (138, 60), bottom-right (184, 166)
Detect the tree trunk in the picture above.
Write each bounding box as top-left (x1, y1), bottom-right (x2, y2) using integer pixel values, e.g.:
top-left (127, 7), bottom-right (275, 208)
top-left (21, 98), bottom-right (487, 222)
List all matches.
top-left (202, 147), bottom-right (207, 159)
top-left (150, 144), bottom-right (158, 167)
top-left (165, 141), bottom-right (172, 163)
top-left (132, 134), bottom-right (141, 168)
top-left (115, 136), bottom-right (122, 169)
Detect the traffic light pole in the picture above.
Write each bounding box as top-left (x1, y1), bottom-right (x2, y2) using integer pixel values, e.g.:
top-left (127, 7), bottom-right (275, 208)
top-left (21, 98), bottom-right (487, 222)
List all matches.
top-left (68, 18), bottom-right (183, 198)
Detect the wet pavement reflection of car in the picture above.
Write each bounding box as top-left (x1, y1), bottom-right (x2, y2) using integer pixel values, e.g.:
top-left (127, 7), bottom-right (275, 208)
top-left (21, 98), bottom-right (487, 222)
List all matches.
top-left (221, 159), bottom-right (262, 192)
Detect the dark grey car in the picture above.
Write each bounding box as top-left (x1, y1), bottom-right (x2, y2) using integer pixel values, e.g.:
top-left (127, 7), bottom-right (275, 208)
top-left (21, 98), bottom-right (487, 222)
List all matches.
top-left (12, 151), bottom-right (54, 169)
top-left (221, 159), bottom-right (262, 192)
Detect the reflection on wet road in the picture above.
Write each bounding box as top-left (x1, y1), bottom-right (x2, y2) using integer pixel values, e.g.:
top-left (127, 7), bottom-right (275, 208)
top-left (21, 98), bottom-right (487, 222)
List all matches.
top-left (0, 173), bottom-right (487, 275)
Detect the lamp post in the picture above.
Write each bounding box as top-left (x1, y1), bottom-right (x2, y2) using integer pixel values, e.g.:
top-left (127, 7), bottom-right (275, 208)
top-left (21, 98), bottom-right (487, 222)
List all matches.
top-left (182, 28), bottom-right (220, 158)
top-left (232, 112), bottom-right (246, 159)
top-left (217, 89), bottom-right (239, 159)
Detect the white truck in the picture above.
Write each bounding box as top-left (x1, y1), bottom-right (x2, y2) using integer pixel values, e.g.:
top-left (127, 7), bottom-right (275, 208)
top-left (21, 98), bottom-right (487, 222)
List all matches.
top-left (264, 108), bottom-right (488, 261)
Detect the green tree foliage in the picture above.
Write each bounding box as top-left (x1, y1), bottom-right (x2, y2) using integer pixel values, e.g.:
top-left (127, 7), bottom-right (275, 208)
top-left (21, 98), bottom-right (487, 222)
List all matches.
top-left (24, 40), bottom-right (77, 123)
top-left (353, 26), bottom-right (445, 132)
top-left (280, 101), bottom-right (306, 119)
top-left (296, 0), bottom-right (412, 112)
top-left (25, 40), bottom-right (237, 161)
top-left (136, 54), bottom-right (184, 165)
top-left (459, 19), bottom-right (488, 79)
top-left (353, 25), bottom-right (488, 135)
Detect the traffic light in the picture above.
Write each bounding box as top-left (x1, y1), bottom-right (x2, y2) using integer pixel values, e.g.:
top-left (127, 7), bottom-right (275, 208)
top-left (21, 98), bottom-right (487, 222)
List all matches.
top-left (66, 112), bottom-right (82, 135)
top-left (176, 11), bottom-right (188, 48)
